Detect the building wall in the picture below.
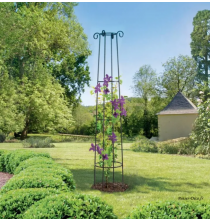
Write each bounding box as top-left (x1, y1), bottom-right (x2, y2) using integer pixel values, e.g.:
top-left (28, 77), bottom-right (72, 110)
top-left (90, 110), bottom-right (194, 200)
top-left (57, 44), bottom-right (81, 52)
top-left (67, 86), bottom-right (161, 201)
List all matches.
top-left (158, 113), bottom-right (198, 141)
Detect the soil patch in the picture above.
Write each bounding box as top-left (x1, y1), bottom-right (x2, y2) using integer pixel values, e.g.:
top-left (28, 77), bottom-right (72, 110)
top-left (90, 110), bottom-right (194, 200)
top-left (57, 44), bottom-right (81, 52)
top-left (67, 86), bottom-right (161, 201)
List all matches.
top-left (92, 182), bottom-right (128, 192)
top-left (0, 172), bottom-right (13, 189)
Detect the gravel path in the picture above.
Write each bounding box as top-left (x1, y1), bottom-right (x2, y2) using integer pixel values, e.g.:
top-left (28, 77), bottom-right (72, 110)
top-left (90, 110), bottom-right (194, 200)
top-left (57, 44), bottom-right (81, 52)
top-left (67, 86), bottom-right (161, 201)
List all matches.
top-left (0, 172), bottom-right (13, 189)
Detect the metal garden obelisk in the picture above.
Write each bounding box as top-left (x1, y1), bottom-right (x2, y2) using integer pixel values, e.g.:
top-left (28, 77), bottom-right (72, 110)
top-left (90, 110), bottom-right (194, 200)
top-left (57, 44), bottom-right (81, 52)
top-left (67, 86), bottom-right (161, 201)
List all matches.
top-left (92, 30), bottom-right (127, 191)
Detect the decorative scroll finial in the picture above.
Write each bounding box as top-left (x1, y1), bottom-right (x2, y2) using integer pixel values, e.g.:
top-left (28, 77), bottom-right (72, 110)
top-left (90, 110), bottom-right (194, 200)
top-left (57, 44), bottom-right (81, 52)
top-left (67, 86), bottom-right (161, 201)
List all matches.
top-left (117, 31), bottom-right (124, 38)
top-left (93, 32), bottom-right (100, 39)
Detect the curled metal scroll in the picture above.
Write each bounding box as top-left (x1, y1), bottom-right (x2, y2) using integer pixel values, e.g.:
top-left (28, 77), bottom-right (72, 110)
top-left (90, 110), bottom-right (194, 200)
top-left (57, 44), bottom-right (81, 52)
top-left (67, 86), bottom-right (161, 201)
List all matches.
top-left (93, 32), bottom-right (100, 39)
top-left (116, 31), bottom-right (124, 38)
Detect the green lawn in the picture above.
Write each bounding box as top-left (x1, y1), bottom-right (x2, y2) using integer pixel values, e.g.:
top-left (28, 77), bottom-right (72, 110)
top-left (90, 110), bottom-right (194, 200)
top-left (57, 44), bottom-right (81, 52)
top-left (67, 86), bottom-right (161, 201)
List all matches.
top-left (0, 142), bottom-right (210, 218)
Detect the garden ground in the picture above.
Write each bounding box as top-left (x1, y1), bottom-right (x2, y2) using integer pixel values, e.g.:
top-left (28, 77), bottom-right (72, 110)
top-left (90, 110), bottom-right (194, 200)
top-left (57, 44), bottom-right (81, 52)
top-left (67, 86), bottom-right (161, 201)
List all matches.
top-left (0, 142), bottom-right (210, 218)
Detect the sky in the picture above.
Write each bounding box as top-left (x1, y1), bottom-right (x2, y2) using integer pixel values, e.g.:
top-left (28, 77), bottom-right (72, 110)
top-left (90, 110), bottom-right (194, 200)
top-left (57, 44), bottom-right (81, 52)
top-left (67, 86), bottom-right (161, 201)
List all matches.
top-left (73, 2), bottom-right (210, 106)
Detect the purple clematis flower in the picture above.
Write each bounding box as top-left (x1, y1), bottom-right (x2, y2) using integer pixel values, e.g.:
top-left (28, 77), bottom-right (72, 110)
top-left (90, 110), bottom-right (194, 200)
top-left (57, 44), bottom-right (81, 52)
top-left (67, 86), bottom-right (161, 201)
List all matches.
top-left (113, 112), bottom-right (119, 118)
top-left (103, 74), bottom-right (112, 87)
top-left (96, 144), bottom-right (103, 155)
top-left (104, 88), bottom-right (110, 95)
top-left (110, 99), bottom-right (119, 111)
top-left (90, 143), bottom-right (104, 155)
top-left (103, 81), bottom-right (109, 87)
top-left (104, 74), bottom-right (112, 82)
top-left (94, 83), bottom-right (101, 93)
top-left (118, 96), bottom-right (125, 107)
top-left (89, 143), bottom-right (96, 151)
top-left (120, 108), bottom-right (127, 117)
top-left (102, 154), bottom-right (109, 161)
top-left (109, 132), bottom-right (117, 143)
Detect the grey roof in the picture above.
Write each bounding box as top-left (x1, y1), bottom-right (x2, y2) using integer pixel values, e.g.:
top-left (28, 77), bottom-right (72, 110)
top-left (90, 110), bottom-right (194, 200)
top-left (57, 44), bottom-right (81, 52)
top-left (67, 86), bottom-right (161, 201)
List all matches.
top-left (157, 91), bottom-right (198, 115)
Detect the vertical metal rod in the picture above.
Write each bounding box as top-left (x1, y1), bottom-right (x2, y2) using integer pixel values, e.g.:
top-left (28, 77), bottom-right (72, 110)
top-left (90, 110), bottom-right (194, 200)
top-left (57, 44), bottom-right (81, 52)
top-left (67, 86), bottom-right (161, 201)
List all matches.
top-left (102, 32), bottom-right (106, 189)
top-left (111, 34), bottom-right (114, 184)
top-left (116, 33), bottom-right (124, 184)
top-left (94, 34), bottom-right (101, 186)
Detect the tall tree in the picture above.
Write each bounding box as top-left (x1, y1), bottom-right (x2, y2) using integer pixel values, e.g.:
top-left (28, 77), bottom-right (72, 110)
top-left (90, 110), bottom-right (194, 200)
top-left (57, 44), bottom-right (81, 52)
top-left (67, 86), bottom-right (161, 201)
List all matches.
top-left (133, 65), bottom-right (157, 108)
top-left (0, 2), bottom-right (90, 138)
top-left (190, 10), bottom-right (210, 99)
top-left (132, 65), bottom-right (157, 138)
top-left (161, 55), bottom-right (197, 100)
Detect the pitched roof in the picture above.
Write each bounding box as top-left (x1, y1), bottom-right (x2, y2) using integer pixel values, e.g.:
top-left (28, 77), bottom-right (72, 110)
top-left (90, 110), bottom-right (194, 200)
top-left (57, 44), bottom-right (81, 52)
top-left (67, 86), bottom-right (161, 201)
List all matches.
top-left (157, 91), bottom-right (198, 115)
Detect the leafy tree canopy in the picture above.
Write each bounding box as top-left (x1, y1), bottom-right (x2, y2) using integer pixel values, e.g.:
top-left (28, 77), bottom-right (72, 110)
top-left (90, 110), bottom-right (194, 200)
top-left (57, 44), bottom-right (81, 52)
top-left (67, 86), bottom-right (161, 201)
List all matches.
top-left (132, 65), bottom-right (157, 107)
top-left (0, 2), bottom-right (91, 107)
top-left (190, 10), bottom-right (210, 91)
top-left (0, 2), bottom-right (90, 138)
top-left (160, 55), bottom-right (197, 101)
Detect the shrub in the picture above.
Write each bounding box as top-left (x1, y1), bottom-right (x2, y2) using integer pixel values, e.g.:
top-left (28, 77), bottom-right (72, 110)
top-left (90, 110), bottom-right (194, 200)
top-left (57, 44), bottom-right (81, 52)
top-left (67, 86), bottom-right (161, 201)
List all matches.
top-left (191, 93), bottom-right (210, 154)
top-left (127, 201), bottom-right (210, 219)
top-left (0, 150), bottom-right (9, 172)
top-left (2, 150), bottom-right (51, 173)
top-left (14, 156), bottom-right (54, 174)
top-left (1, 151), bottom-right (13, 172)
top-left (22, 137), bottom-right (54, 148)
top-left (177, 138), bottom-right (196, 155)
top-left (0, 133), bottom-right (6, 143)
top-left (51, 134), bottom-right (94, 143)
top-left (158, 143), bottom-right (179, 154)
top-left (0, 174), bottom-right (68, 194)
top-left (158, 138), bottom-right (196, 155)
top-left (23, 193), bottom-right (117, 219)
top-left (17, 165), bottom-right (75, 190)
top-left (131, 138), bottom-right (158, 153)
top-left (0, 188), bottom-right (61, 219)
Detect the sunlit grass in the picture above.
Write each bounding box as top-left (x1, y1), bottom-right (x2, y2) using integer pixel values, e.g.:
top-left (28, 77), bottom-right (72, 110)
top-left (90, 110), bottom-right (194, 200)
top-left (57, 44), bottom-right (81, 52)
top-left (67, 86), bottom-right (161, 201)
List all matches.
top-left (0, 142), bottom-right (210, 218)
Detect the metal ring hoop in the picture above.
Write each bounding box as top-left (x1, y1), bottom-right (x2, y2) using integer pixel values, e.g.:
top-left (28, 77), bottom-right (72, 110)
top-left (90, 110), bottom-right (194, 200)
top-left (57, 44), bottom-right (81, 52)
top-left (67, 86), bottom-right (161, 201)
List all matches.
top-left (95, 161), bottom-right (122, 169)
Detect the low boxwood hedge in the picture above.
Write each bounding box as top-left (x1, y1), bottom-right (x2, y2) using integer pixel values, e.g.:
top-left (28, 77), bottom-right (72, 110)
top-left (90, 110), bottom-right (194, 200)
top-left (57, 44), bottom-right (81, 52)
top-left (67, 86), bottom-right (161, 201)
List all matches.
top-left (17, 165), bottom-right (75, 190)
top-left (0, 149), bottom-right (117, 219)
top-left (0, 174), bottom-right (69, 194)
top-left (22, 193), bottom-right (117, 219)
top-left (0, 188), bottom-right (61, 219)
top-left (128, 201), bottom-right (210, 219)
top-left (0, 150), bottom-right (50, 173)
top-left (0, 149), bottom-right (9, 172)
top-left (14, 156), bottom-right (54, 174)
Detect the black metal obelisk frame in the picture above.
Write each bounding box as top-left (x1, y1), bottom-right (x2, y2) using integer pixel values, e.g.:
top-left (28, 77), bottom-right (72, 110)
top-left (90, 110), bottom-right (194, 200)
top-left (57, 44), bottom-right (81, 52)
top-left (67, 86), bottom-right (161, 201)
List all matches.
top-left (93, 30), bottom-right (124, 190)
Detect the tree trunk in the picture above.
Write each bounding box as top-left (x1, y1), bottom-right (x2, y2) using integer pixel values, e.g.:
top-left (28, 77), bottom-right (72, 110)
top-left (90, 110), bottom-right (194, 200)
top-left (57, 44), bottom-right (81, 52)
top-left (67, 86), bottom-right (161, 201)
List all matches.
top-left (20, 120), bottom-right (29, 140)
top-left (20, 127), bottom-right (28, 140)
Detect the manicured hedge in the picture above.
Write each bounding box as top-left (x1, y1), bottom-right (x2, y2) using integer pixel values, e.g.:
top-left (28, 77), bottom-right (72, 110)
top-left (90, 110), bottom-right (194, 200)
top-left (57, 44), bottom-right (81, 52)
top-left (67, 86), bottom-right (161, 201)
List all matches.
top-left (0, 188), bottom-right (61, 219)
top-left (23, 193), bottom-right (117, 219)
top-left (0, 149), bottom-right (9, 171)
top-left (0, 149), bottom-right (117, 219)
top-left (0, 150), bottom-right (50, 173)
top-left (0, 174), bottom-right (69, 194)
top-left (128, 201), bottom-right (210, 219)
top-left (17, 165), bottom-right (75, 190)
top-left (14, 156), bottom-right (54, 174)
